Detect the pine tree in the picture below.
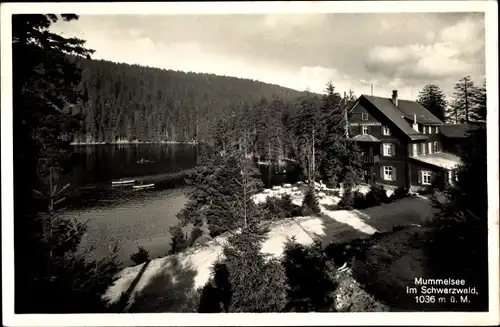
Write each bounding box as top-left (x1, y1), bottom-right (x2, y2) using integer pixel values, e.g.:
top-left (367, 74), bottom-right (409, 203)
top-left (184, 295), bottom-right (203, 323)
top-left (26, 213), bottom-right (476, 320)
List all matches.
top-left (13, 14), bottom-right (120, 313)
top-left (416, 84), bottom-right (447, 122)
top-left (470, 79), bottom-right (486, 123)
top-left (427, 125), bottom-right (488, 310)
top-left (292, 91), bottom-right (322, 183)
top-left (199, 225), bottom-right (289, 312)
top-left (448, 76), bottom-right (476, 124)
top-left (316, 84), bottom-right (363, 188)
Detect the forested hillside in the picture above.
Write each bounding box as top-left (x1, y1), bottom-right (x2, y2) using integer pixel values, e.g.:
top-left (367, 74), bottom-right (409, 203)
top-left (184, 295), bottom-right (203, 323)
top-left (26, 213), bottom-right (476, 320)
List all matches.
top-left (70, 58), bottom-right (310, 144)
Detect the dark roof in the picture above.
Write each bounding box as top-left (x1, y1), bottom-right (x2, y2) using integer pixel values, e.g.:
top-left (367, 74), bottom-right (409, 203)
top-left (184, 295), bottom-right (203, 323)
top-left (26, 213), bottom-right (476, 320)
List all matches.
top-left (360, 95), bottom-right (427, 140)
top-left (352, 95), bottom-right (438, 140)
top-left (396, 99), bottom-right (443, 125)
top-left (351, 134), bottom-right (381, 142)
top-left (440, 124), bottom-right (479, 138)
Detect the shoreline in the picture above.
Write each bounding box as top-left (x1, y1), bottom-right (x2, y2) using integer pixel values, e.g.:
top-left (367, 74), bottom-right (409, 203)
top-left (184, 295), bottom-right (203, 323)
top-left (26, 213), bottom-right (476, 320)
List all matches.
top-left (70, 141), bottom-right (199, 145)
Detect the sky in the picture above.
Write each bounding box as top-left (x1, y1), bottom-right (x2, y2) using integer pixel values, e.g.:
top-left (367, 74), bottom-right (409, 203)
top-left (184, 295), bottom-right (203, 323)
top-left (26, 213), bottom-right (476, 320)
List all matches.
top-left (50, 12), bottom-right (486, 101)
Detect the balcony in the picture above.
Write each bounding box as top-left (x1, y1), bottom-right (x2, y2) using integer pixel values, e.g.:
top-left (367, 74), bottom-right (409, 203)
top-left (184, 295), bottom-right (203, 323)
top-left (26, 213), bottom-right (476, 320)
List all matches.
top-left (362, 153), bottom-right (379, 164)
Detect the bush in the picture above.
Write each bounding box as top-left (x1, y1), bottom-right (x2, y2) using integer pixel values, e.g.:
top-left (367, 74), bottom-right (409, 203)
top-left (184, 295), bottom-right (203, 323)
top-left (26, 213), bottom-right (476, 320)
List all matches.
top-left (261, 194), bottom-right (302, 220)
top-left (301, 186), bottom-right (321, 215)
top-left (353, 191), bottom-right (368, 209)
top-left (199, 226), bottom-right (289, 312)
top-left (336, 189), bottom-right (354, 210)
top-left (393, 186), bottom-right (409, 200)
top-left (282, 238), bottom-right (337, 312)
top-left (169, 225), bottom-right (189, 254)
top-left (187, 226), bottom-right (204, 247)
top-left (365, 184), bottom-right (388, 206)
top-left (130, 246), bottom-right (150, 265)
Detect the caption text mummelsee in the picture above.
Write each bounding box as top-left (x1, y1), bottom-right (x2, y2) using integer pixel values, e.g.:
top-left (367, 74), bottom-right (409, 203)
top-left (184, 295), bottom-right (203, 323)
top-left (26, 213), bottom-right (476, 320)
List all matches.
top-left (406, 278), bottom-right (479, 305)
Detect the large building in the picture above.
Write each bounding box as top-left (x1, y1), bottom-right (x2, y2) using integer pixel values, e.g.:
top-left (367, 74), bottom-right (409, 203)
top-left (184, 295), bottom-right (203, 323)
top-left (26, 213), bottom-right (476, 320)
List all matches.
top-left (347, 90), bottom-right (470, 191)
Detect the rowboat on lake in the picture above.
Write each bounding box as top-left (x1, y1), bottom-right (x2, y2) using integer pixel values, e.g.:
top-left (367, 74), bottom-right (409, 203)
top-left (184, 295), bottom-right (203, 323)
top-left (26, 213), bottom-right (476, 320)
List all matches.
top-left (132, 183), bottom-right (155, 190)
top-left (111, 179), bottom-right (135, 186)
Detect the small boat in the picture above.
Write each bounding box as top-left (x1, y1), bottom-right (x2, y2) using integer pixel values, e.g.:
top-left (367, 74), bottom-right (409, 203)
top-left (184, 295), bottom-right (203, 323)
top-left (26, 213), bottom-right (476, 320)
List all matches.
top-left (137, 158), bottom-right (154, 164)
top-left (133, 183), bottom-right (155, 190)
top-left (112, 179), bottom-right (135, 186)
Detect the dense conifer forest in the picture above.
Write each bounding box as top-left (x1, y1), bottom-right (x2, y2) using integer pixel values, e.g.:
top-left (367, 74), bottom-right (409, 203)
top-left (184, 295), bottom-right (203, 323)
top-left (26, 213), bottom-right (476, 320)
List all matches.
top-left (71, 58), bottom-right (311, 144)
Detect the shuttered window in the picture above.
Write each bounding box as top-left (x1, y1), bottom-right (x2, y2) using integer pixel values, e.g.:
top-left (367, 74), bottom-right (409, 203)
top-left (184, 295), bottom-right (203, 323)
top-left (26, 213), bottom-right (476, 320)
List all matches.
top-left (422, 171), bottom-right (432, 185)
top-left (382, 126), bottom-right (391, 136)
top-left (381, 166), bottom-right (396, 181)
top-left (382, 143), bottom-right (395, 157)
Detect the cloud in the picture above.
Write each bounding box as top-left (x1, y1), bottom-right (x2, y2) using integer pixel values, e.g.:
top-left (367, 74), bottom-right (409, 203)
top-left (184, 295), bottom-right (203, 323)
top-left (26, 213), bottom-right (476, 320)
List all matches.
top-left (48, 13), bottom-right (485, 101)
top-left (365, 16), bottom-right (485, 84)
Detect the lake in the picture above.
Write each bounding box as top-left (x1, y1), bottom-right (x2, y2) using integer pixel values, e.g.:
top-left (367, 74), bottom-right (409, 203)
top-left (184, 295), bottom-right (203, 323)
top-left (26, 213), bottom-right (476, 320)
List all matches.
top-left (62, 144), bottom-right (301, 266)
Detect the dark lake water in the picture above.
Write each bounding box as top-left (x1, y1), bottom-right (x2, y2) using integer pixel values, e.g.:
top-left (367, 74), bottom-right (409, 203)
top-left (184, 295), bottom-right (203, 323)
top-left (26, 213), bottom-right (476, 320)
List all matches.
top-left (62, 144), bottom-right (301, 266)
top-left (67, 143), bottom-right (199, 186)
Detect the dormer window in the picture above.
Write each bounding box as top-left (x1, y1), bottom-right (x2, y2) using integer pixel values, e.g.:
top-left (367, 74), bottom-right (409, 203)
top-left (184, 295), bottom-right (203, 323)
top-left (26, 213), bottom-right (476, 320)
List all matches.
top-left (362, 126), bottom-right (368, 135)
top-left (382, 126), bottom-right (391, 136)
top-left (361, 113), bottom-right (368, 120)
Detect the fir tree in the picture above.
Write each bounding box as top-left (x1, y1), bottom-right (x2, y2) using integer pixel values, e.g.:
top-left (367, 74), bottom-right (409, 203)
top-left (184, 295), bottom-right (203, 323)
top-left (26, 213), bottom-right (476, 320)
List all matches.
top-left (199, 224), bottom-right (288, 312)
top-left (13, 14), bottom-right (120, 313)
top-left (427, 125), bottom-right (488, 310)
top-left (416, 84), bottom-right (447, 122)
top-left (471, 79), bottom-right (486, 123)
top-left (448, 76), bottom-right (476, 124)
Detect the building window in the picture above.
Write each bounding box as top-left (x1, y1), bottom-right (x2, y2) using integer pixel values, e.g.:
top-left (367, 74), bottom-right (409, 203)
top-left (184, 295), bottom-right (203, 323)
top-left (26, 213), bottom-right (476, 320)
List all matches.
top-left (362, 126), bottom-right (368, 135)
top-left (428, 126), bottom-right (433, 134)
top-left (436, 126), bottom-right (439, 134)
top-left (383, 143), bottom-right (393, 156)
top-left (433, 141), bottom-right (438, 152)
top-left (428, 142), bottom-right (432, 154)
top-left (383, 166), bottom-right (393, 181)
top-left (361, 112), bottom-right (368, 120)
top-left (422, 171), bottom-right (432, 185)
top-left (421, 143), bottom-right (426, 155)
top-left (382, 126), bottom-right (391, 136)
top-left (412, 143), bottom-right (418, 157)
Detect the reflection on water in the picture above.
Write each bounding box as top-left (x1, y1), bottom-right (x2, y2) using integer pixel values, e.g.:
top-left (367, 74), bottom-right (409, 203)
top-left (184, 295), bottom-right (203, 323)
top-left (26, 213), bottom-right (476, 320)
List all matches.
top-left (64, 144), bottom-right (302, 266)
top-left (66, 143), bottom-right (199, 186)
top-left (65, 188), bottom-right (188, 267)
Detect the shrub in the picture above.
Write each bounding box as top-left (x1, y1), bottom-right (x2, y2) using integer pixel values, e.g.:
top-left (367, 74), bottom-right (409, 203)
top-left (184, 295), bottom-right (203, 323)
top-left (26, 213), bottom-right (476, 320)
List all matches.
top-left (353, 191), bottom-right (368, 209)
top-left (169, 225), bottom-right (189, 254)
top-left (301, 186), bottom-right (321, 215)
top-left (365, 184), bottom-right (388, 206)
top-left (334, 270), bottom-right (391, 312)
top-left (199, 226), bottom-right (289, 312)
top-left (130, 246), bottom-right (150, 265)
top-left (336, 189), bottom-right (354, 210)
top-left (393, 186), bottom-right (409, 200)
top-left (282, 238), bottom-right (337, 312)
top-left (261, 194), bottom-right (302, 220)
top-left (188, 226), bottom-right (204, 247)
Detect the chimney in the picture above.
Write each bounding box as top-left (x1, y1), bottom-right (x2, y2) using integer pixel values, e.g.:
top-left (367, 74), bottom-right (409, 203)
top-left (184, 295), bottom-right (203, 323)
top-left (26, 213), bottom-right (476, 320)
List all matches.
top-left (392, 90), bottom-right (398, 106)
top-left (412, 113), bottom-right (419, 132)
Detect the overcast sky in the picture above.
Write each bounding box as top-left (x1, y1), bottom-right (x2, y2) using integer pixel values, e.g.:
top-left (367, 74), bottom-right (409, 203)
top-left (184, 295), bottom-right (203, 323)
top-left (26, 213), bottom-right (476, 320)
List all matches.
top-left (50, 12), bottom-right (485, 100)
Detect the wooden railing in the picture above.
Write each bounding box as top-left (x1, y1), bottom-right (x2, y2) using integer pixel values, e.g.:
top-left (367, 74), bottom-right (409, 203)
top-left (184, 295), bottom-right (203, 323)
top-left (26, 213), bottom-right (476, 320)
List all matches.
top-left (362, 154), bottom-right (379, 164)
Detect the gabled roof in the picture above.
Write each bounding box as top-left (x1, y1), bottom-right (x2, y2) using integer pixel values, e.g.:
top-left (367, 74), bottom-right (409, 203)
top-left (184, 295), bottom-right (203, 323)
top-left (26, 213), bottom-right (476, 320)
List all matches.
top-left (359, 95), bottom-right (430, 141)
top-left (440, 124), bottom-right (479, 138)
top-left (396, 99), bottom-right (443, 125)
